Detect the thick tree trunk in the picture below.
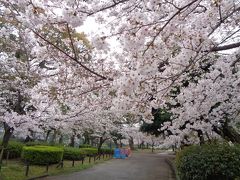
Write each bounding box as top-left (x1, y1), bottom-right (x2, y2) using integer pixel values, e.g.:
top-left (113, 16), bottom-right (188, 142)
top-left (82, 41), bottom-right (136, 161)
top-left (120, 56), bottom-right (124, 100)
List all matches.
top-left (128, 137), bottom-right (134, 150)
top-left (0, 123), bottom-right (14, 167)
top-left (222, 126), bottom-right (240, 143)
top-left (1, 125), bottom-right (14, 148)
top-left (45, 130), bottom-right (51, 142)
top-left (213, 125), bottom-right (240, 143)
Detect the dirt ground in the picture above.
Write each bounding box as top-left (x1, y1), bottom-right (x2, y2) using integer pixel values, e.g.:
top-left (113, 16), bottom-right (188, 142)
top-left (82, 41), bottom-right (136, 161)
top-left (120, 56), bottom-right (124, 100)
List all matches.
top-left (43, 152), bottom-right (175, 180)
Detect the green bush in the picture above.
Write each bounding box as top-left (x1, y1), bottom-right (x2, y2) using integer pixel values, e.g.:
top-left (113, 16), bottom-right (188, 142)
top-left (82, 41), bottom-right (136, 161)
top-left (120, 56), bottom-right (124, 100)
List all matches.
top-left (0, 140), bottom-right (24, 159)
top-left (6, 141), bottom-right (24, 158)
top-left (79, 144), bottom-right (93, 148)
top-left (80, 148), bottom-right (98, 156)
top-left (24, 141), bottom-right (49, 146)
top-left (63, 147), bottom-right (86, 160)
top-left (99, 148), bottom-right (114, 154)
top-left (176, 143), bottom-right (240, 180)
top-left (22, 146), bottom-right (63, 165)
top-left (24, 141), bottom-right (63, 147)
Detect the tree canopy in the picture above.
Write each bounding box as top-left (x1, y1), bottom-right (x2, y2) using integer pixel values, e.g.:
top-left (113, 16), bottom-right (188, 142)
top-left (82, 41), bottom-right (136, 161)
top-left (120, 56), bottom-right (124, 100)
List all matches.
top-left (0, 0), bottom-right (240, 149)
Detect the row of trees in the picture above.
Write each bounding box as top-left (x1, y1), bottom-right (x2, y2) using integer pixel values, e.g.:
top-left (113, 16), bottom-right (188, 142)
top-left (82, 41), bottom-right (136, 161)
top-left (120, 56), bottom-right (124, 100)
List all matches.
top-left (0, 0), bottom-right (240, 159)
top-left (0, 1), bottom-right (142, 163)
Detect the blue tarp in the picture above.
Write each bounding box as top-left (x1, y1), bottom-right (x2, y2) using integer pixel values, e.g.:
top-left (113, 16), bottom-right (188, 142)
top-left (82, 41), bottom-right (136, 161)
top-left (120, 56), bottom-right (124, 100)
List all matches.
top-left (113, 148), bottom-right (121, 158)
top-left (113, 148), bottom-right (127, 159)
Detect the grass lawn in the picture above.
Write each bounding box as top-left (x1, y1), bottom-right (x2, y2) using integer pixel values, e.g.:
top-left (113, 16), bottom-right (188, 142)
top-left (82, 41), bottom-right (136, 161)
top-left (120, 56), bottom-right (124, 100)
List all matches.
top-left (0, 155), bottom-right (112, 180)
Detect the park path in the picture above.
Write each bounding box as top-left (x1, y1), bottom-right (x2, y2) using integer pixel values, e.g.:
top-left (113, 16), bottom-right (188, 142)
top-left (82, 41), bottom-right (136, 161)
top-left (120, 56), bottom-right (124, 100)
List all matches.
top-left (43, 152), bottom-right (175, 180)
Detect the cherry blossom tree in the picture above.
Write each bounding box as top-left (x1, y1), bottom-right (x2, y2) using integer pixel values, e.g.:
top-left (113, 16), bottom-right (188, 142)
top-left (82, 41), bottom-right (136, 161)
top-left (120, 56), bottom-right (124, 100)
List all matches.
top-left (98, 0), bottom-right (240, 146)
top-left (0, 0), bottom-right (240, 152)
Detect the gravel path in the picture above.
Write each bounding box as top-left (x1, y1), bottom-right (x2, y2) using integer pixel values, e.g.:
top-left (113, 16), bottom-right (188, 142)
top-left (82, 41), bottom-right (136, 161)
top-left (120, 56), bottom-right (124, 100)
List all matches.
top-left (43, 152), bottom-right (175, 180)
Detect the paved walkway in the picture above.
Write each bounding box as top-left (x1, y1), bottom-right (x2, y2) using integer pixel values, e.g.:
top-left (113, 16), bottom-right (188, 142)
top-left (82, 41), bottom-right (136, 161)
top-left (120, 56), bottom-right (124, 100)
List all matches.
top-left (44, 152), bottom-right (175, 180)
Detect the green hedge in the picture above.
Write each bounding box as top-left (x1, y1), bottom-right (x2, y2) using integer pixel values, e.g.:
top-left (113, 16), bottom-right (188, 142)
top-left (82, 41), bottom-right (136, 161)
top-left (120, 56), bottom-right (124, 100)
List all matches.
top-left (0, 140), bottom-right (24, 159)
top-left (176, 143), bottom-right (240, 180)
top-left (24, 141), bottom-right (63, 147)
top-left (24, 141), bottom-right (50, 146)
top-left (99, 148), bottom-right (114, 154)
top-left (22, 146), bottom-right (63, 165)
top-left (80, 148), bottom-right (98, 156)
top-left (79, 144), bottom-right (92, 148)
top-left (63, 147), bottom-right (86, 160)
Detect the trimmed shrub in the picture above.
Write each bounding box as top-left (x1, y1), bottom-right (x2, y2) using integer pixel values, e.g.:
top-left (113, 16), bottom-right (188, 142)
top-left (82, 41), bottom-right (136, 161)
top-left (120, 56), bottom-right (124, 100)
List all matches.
top-left (24, 141), bottom-right (64, 147)
top-left (80, 148), bottom-right (98, 156)
top-left (99, 148), bottom-right (114, 154)
top-left (22, 146), bottom-right (63, 165)
top-left (24, 141), bottom-right (50, 146)
top-left (176, 143), bottom-right (240, 180)
top-left (0, 140), bottom-right (24, 159)
top-left (79, 144), bottom-right (92, 148)
top-left (63, 147), bottom-right (86, 160)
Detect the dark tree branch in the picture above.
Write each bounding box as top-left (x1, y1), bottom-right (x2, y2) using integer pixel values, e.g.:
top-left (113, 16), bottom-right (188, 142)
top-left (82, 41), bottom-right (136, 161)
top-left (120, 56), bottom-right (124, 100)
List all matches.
top-left (31, 29), bottom-right (113, 81)
top-left (231, 55), bottom-right (240, 67)
top-left (78, 0), bottom-right (130, 16)
top-left (143, 0), bottom-right (200, 55)
top-left (210, 41), bottom-right (240, 52)
top-left (66, 24), bottom-right (78, 60)
top-left (208, 6), bottom-right (240, 36)
top-left (218, 5), bottom-right (223, 22)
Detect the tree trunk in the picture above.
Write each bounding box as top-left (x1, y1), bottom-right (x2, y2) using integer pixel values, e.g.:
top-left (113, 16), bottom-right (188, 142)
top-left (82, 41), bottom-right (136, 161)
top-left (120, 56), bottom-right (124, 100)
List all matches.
top-left (24, 135), bottom-right (32, 143)
top-left (151, 143), bottom-right (154, 152)
top-left (113, 139), bottom-right (118, 148)
top-left (222, 126), bottom-right (240, 143)
top-left (128, 137), bottom-right (134, 150)
top-left (140, 141), bottom-right (144, 149)
top-left (197, 130), bottom-right (205, 145)
top-left (50, 130), bottom-right (57, 144)
top-left (213, 125), bottom-right (240, 143)
top-left (83, 132), bottom-right (90, 144)
top-left (59, 135), bottom-right (63, 144)
top-left (120, 140), bottom-right (123, 148)
top-left (45, 130), bottom-right (51, 142)
top-left (69, 135), bottom-right (75, 147)
top-left (97, 137), bottom-right (105, 154)
top-left (0, 123), bottom-right (14, 167)
top-left (90, 138), bottom-right (94, 147)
